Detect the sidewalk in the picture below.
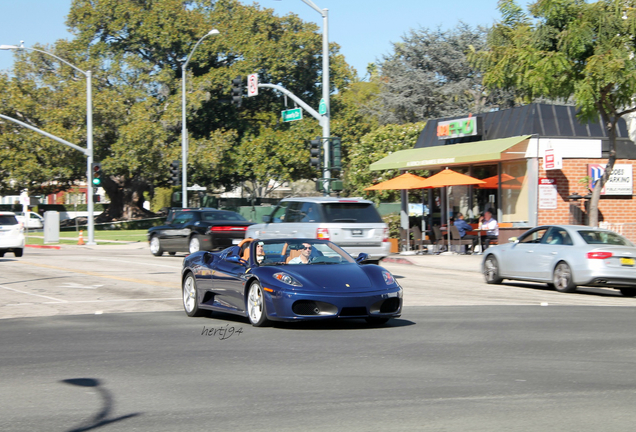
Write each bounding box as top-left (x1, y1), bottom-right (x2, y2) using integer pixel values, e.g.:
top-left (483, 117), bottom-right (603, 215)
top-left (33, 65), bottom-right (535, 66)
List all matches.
top-left (381, 252), bottom-right (483, 273)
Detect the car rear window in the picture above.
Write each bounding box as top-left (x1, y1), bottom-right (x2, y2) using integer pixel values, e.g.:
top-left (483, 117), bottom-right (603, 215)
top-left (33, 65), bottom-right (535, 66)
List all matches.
top-left (202, 212), bottom-right (247, 222)
top-left (0, 215), bottom-right (18, 225)
top-left (578, 230), bottom-right (631, 246)
top-left (321, 203), bottom-right (383, 223)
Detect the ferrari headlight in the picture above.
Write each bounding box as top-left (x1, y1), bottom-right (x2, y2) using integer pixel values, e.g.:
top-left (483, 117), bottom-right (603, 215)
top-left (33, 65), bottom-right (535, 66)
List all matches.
top-left (273, 272), bottom-right (302, 287)
top-left (382, 270), bottom-right (395, 285)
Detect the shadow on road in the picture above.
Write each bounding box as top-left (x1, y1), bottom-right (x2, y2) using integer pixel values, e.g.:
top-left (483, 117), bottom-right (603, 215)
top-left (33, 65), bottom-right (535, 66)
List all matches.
top-left (60, 378), bottom-right (140, 432)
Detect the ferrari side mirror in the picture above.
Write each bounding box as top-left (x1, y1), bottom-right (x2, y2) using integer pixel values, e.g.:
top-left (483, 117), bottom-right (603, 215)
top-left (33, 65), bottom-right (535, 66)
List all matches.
top-left (356, 253), bottom-right (369, 264)
top-left (509, 237), bottom-right (519, 243)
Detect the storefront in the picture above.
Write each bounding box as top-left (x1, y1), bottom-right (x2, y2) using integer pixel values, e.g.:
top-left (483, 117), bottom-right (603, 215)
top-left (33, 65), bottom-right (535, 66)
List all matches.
top-left (370, 103), bottom-right (636, 241)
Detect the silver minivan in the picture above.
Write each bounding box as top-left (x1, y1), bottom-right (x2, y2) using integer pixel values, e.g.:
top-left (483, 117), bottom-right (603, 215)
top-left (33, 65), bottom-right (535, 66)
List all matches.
top-left (245, 197), bottom-right (391, 262)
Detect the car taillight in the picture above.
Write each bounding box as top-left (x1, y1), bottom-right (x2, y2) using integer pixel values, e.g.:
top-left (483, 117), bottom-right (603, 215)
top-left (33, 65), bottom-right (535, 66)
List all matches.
top-left (382, 227), bottom-right (389, 242)
top-left (208, 226), bottom-right (247, 232)
top-left (317, 228), bottom-right (330, 240)
top-left (587, 251), bottom-right (613, 259)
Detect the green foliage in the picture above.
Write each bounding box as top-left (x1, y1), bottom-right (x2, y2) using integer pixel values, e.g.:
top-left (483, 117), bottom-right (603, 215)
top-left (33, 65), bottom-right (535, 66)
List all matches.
top-left (151, 187), bottom-right (174, 212)
top-left (473, 0), bottom-right (636, 226)
top-left (370, 23), bottom-right (515, 125)
top-left (345, 122), bottom-right (427, 202)
top-left (382, 213), bottom-right (401, 239)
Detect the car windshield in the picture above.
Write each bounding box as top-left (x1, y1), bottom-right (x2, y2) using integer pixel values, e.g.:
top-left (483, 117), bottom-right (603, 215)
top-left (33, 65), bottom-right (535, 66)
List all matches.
top-left (255, 240), bottom-right (356, 266)
top-left (321, 203), bottom-right (383, 223)
top-left (0, 215), bottom-right (18, 225)
top-left (578, 230), bottom-right (632, 246)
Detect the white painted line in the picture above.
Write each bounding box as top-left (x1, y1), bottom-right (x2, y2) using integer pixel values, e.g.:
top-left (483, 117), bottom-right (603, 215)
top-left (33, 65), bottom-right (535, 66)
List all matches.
top-left (92, 258), bottom-right (182, 270)
top-left (0, 284), bottom-right (67, 303)
top-left (42, 297), bottom-right (180, 304)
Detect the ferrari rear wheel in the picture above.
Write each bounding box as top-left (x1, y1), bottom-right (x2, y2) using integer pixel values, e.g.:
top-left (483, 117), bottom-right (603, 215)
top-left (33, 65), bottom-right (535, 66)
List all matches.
top-left (182, 273), bottom-right (206, 317)
top-left (189, 236), bottom-right (201, 254)
top-left (150, 236), bottom-right (164, 256)
top-left (553, 262), bottom-right (577, 293)
top-left (247, 281), bottom-right (269, 327)
top-left (483, 255), bottom-right (503, 284)
top-left (14, 248), bottom-right (23, 257)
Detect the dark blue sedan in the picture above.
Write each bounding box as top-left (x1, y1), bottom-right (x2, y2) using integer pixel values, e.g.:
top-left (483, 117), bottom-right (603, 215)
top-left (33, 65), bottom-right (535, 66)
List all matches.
top-left (181, 238), bottom-right (403, 326)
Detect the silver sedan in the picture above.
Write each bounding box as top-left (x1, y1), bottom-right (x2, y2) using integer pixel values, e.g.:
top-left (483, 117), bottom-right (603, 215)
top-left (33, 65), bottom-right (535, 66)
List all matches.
top-left (482, 225), bottom-right (636, 296)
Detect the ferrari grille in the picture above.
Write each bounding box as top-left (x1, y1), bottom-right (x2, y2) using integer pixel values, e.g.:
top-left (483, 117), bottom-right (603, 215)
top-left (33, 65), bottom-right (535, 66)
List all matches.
top-left (292, 300), bottom-right (321, 316)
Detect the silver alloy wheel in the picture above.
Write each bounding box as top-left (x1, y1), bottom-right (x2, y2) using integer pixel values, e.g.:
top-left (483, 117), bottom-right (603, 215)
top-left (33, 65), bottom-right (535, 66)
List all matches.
top-left (150, 236), bottom-right (163, 256)
top-left (483, 255), bottom-right (503, 284)
top-left (553, 262), bottom-right (576, 293)
top-left (247, 283), bottom-right (264, 325)
top-left (189, 237), bottom-right (200, 254)
top-left (183, 275), bottom-right (196, 314)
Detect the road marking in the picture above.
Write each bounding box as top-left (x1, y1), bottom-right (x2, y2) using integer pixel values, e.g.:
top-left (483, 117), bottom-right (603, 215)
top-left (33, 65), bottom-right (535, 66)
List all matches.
top-left (0, 284), bottom-right (67, 303)
top-left (42, 298), bottom-right (180, 304)
top-left (57, 282), bottom-right (103, 290)
top-left (89, 258), bottom-right (182, 270)
top-left (15, 262), bottom-right (178, 288)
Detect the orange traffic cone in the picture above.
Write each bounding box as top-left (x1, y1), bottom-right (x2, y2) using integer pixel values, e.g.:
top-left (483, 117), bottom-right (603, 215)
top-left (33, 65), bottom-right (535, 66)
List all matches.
top-left (78, 230), bottom-right (85, 245)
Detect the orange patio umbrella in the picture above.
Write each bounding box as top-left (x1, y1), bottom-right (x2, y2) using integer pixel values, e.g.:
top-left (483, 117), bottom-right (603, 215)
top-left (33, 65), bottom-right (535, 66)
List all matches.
top-left (419, 169), bottom-right (486, 254)
top-left (365, 173), bottom-right (431, 190)
top-left (477, 173), bottom-right (515, 189)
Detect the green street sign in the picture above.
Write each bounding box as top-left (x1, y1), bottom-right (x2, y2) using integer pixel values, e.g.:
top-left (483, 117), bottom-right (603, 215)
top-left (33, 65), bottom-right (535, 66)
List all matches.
top-left (318, 98), bottom-right (327, 115)
top-left (281, 108), bottom-right (303, 122)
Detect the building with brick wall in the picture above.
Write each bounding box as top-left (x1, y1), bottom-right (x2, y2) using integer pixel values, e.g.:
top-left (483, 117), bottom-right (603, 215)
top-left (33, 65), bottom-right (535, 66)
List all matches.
top-left (370, 103), bottom-right (636, 242)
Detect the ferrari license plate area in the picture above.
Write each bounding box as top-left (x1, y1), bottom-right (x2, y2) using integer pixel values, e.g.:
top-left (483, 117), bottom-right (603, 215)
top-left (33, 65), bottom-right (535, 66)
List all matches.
top-left (620, 257), bottom-right (635, 267)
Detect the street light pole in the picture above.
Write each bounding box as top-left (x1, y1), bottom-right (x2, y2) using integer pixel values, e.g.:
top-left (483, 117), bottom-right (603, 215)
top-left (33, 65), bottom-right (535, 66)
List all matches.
top-left (299, 0), bottom-right (330, 195)
top-left (181, 29), bottom-right (220, 208)
top-left (0, 44), bottom-right (96, 245)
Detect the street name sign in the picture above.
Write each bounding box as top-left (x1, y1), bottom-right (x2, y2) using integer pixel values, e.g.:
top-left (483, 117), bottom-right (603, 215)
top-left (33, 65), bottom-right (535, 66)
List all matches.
top-left (281, 108), bottom-right (303, 122)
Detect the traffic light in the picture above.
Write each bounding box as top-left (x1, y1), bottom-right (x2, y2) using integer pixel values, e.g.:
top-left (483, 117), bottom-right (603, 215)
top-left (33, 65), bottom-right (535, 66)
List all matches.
top-left (91, 162), bottom-right (102, 186)
top-left (310, 137), bottom-right (321, 169)
top-left (231, 76), bottom-right (243, 107)
top-left (169, 160), bottom-right (180, 186)
top-left (330, 137), bottom-right (342, 171)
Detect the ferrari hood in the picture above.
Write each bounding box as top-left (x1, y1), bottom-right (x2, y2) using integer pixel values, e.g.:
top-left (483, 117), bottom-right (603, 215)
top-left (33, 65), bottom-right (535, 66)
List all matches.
top-left (285, 264), bottom-right (375, 293)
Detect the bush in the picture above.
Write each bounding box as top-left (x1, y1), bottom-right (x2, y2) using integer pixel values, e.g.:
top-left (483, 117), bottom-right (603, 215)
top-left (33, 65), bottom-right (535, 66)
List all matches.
top-left (382, 213), bottom-right (401, 239)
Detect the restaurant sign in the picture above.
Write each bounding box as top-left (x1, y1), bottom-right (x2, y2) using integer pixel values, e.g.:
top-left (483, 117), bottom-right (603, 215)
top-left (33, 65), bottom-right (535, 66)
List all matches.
top-left (437, 116), bottom-right (482, 140)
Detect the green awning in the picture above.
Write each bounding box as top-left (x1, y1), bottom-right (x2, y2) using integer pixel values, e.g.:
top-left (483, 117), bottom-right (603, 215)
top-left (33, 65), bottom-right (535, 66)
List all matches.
top-left (369, 135), bottom-right (532, 171)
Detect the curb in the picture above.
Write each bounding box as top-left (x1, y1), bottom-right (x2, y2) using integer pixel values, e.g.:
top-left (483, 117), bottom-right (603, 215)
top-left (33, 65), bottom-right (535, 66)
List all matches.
top-left (25, 244), bottom-right (61, 250)
top-left (381, 256), bottom-right (416, 265)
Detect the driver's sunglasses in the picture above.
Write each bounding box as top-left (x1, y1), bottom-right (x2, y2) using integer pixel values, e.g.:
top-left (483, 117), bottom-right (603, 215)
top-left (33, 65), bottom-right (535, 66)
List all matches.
top-left (302, 246), bottom-right (312, 250)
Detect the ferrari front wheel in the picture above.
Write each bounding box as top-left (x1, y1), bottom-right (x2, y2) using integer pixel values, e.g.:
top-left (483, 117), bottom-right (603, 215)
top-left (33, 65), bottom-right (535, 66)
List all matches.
top-left (182, 273), bottom-right (205, 317)
top-left (246, 281), bottom-right (269, 327)
top-left (483, 255), bottom-right (503, 284)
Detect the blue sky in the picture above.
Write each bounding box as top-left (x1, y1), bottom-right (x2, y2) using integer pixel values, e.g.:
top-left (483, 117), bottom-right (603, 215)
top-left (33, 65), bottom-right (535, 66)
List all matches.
top-left (0, 0), bottom-right (501, 78)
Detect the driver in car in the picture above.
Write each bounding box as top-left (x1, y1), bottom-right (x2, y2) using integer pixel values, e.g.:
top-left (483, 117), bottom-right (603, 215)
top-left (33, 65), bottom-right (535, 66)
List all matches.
top-left (289, 243), bottom-right (312, 264)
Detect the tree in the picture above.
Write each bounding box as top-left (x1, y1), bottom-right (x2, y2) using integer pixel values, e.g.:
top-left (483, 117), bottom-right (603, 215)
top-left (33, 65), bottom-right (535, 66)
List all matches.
top-left (370, 23), bottom-right (514, 125)
top-left (345, 122), bottom-right (427, 202)
top-left (473, 0), bottom-right (636, 226)
top-left (0, 0), bottom-right (356, 218)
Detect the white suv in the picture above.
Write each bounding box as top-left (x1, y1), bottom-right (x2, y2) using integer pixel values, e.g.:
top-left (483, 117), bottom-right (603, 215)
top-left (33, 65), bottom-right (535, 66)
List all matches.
top-left (0, 212), bottom-right (25, 257)
top-left (245, 197), bottom-right (391, 263)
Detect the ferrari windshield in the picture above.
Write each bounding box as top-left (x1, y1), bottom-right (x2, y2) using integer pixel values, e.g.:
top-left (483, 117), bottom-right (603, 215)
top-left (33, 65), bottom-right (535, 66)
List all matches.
top-left (255, 240), bottom-right (356, 266)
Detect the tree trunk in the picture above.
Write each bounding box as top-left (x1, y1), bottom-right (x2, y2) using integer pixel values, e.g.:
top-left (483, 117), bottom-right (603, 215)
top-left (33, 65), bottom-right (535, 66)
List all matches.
top-left (588, 115), bottom-right (617, 227)
top-left (98, 175), bottom-right (155, 221)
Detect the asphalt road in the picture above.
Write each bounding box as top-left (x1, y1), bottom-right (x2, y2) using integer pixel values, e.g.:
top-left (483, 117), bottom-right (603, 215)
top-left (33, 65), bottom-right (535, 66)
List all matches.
top-left (2, 308), bottom-right (636, 432)
top-left (2, 245), bottom-right (636, 431)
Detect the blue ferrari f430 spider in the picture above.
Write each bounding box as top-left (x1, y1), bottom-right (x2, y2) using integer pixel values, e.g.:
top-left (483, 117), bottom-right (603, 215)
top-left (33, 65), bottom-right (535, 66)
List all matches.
top-left (181, 238), bottom-right (403, 326)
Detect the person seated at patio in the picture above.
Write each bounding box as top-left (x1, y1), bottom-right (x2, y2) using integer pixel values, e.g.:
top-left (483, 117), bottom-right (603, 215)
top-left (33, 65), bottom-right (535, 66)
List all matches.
top-left (475, 210), bottom-right (499, 251)
top-left (454, 212), bottom-right (478, 252)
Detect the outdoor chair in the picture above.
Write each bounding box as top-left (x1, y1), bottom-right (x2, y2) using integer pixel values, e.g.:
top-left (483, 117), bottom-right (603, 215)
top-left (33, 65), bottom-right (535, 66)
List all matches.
top-left (449, 225), bottom-right (473, 254)
top-left (411, 225), bottom-right (432, 253)
top-left (432, 226), bottom-right (445, 253)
